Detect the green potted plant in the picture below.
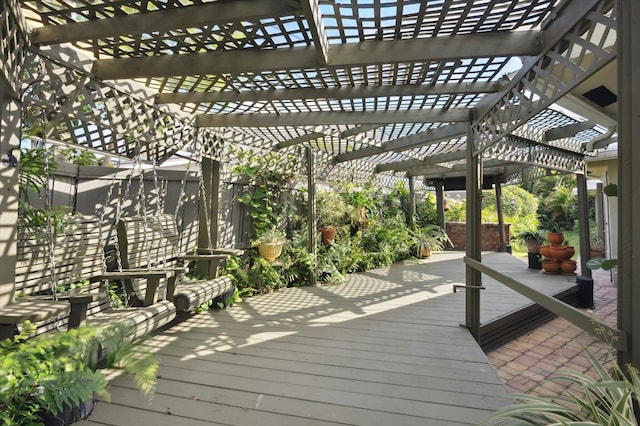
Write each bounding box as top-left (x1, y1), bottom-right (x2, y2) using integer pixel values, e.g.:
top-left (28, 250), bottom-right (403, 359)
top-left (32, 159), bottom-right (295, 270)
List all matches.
top-left (255, 227), bottom-right (286, 262)
top-left (414, 225), bottom-right (452, 258)
top-left (316, 191), bottom-right (348, 245)
top-left (514, 230), bottom-right (545, 254)
top-left (0, 321), bottom-right (157, 425)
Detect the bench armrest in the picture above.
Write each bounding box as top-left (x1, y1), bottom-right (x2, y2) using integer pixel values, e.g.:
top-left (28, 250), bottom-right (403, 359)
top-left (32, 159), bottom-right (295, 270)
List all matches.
top-left (102, 270), bottom-right (174, 307)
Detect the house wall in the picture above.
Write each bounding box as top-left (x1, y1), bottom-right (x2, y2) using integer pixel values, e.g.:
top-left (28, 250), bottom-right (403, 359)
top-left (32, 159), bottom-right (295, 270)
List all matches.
top-left (587, 156), bottom-right (618, 285)
top-left (446, 222), bottom-right (511, 251)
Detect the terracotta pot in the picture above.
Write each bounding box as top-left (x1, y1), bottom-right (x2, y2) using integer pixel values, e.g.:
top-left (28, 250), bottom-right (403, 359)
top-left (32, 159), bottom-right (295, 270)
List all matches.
top-left (564, 246), bottom-right (575, 259)
top-left (539, 245), bottom-right (551, 258)
top-left (590, 248), bottom-right (605, 259)
top-left (526, 239), bottom-right (540, 254)
top-left (560, 260), bottom-right (577, 274)
top-left (549, 245), bottom-right (572, 261)
top-left (420, 247), bottom-right (433, 258)
top-left (541, 259), bottom-right (560, 274)
top-left (257, 242), bottom-right (283, 262)
top-left (547, 232), bottom-right (564, 246)
top-left (320, 227), bottom-right (337, 245)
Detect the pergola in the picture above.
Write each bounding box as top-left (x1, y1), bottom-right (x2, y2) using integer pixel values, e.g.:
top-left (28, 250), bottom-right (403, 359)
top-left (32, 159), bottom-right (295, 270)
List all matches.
top-left (1, 0), bottom-right (638, 369)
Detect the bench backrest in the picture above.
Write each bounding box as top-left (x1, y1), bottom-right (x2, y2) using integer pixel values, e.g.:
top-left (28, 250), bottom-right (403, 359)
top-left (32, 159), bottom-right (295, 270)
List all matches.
top-left (14, 215), bottom-right (104, 301)
top-left (116, 215), bottom-right (183, 302)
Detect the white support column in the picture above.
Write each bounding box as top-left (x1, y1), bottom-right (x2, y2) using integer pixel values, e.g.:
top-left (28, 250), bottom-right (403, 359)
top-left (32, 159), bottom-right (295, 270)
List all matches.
top-left (617, 0), bottom-right (640, 370)
top-left (0, 82), bottom-right (21, 306)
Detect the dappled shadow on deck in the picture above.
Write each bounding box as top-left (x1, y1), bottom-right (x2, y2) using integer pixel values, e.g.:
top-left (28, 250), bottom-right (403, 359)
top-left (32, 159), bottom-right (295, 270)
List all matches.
top-left (83, 252), bottom-right (574, 426)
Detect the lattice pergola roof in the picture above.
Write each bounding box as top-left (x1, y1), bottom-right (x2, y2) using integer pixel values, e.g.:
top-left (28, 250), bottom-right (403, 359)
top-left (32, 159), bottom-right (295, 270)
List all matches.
top-left (8, 0), bottom-right (617, 185)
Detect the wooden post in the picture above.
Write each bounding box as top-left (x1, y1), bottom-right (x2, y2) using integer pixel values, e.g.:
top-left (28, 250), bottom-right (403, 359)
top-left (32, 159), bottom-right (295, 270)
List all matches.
top-left (465, 120), bottom-right (482, 342)
top-left (197, 156), bottom-right (221, 278)
top-left (0, 82), bottom-right (21, 306)
top-left (408, 176), bottom-right (416, 229)
top-left (494, 180), bottom-right (506, 252)
top-left (595, 182), bottom-right (605, 247)
top-left (617, 0), bottom-right (640, 370)
top-left (306, 147), bottom-right (317, 287)
top-left (435, 179), bottom-right (445, 230)
top-left (576, 172), bottom-right (591, 279)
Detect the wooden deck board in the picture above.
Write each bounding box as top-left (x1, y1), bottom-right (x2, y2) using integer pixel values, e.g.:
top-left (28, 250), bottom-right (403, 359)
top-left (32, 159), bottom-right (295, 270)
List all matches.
top-left (82, 252), bottom-right (573, 425)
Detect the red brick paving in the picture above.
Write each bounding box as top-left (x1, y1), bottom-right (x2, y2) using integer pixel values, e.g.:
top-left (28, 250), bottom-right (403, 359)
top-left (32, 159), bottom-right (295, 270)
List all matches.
top-left (486, 268), bottom-right (617, 396)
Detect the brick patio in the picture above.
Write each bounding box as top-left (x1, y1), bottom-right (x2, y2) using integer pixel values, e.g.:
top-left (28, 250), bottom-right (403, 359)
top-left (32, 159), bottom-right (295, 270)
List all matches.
top-left (487, 268), bottom-right (617, 396)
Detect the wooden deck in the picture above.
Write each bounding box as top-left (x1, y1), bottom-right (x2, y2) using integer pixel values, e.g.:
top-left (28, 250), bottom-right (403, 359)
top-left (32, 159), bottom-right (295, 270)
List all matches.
top-left (81, 252), bottom-right (577, 425)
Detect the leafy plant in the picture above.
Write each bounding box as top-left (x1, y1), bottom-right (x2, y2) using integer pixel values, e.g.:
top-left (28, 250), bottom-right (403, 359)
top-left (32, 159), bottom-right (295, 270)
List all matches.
top-left (231, 147), bottom-right (302, 238)
top-left (588, 183), bottom-right (617, 272)
top-left (0, 322), bottom-right (158, 425)
top-left (316, 190), bottom-right (349, 229)
top-left (513, 230), bottom-right (546, 245)
top-left (255, 227), bottom-right (286, 244)
top-left (480, 347), bottom-right (638, 425)
top-left (414, 225), bottom-right (453, 254)
top-left (18, 147), bottom-right (72, 237)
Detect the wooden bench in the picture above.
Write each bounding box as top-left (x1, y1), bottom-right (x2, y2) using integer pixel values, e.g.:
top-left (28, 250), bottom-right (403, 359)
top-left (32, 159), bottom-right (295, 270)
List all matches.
top-left (5, 215), bottom-right (176, 340)
top-left (117, 215), bottom-right (238, 312)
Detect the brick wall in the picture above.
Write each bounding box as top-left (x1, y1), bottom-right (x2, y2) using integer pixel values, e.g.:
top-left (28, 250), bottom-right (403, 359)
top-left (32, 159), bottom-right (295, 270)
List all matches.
top-left (445, 222), bottom-right (511, 251)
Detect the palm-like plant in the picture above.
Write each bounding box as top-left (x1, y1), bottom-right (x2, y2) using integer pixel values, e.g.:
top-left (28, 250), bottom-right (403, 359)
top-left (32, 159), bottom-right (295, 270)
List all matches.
top-left (545, 185), bottom-right (576, 227)
top-left (480, 348), bottom-right (639, 425)
top-left (414, 225), bottom-right (452, 257)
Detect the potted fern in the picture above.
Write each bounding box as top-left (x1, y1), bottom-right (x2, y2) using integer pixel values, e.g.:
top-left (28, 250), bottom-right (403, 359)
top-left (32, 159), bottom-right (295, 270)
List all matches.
top-left (0, 321), bottom-right (158, 425)
top-left (414, 225), bottom-right (452, 258)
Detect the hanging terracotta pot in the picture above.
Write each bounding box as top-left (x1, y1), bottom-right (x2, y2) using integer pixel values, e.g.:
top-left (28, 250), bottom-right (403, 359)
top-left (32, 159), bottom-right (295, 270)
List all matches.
top-left (320, 227), bottom-right (337, 245)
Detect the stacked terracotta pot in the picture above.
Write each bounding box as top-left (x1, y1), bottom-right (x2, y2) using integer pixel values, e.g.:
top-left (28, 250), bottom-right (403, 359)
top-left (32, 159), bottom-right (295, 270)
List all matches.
top-left (539, 232), bottom-right (577, 275)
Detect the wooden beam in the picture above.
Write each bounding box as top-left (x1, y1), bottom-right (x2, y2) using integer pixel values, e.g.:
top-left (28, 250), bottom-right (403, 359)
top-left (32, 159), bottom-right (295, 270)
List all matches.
top-left (465, 120), bottom-right (483, 342)
top-left (31, 0), bottom-right (300, 45)
top-left (155, 82), bottom-right (501, 104)
top-left (0, 83), bottom-right (20, 306)
top-left (300, 0), bottom-right (329, 66)
top-left (544, 121), bottom-right (594, 141)
top-left (306, 147), bottom-right (317, 287)
top-left (196, 109), bottom-right (469, 127)
top-left (93, 31), bottom-right (542, 79)
top-left (335, 123), bottom-right (467, 163)
top-left (275, 125), bottom-right (379, 150)
top-left (617, 0), bottom-right (640, 370)
top-left (376, 150), bottom-right (466, 173)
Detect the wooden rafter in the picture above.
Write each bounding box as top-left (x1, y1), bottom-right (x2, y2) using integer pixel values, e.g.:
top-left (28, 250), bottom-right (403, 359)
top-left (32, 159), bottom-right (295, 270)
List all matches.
top-left (155, 82), bottom-right (500, 104)
top-left (300, 0), bottom-right (330, 66)
top-left (31, 0), bottom-right (300, 45)
top-left (93, 31), bottom-right (542, 79)
top-left (335, 123), bottom-right (468, 163)
top-left (196, 109), bottom-right (469, 127)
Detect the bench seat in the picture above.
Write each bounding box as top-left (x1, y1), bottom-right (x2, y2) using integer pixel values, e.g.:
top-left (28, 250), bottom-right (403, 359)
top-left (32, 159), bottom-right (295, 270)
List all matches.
top-left (173, 276), bottom-right (234, 312)
top-left (86, 300), bottom-right (176, 340)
